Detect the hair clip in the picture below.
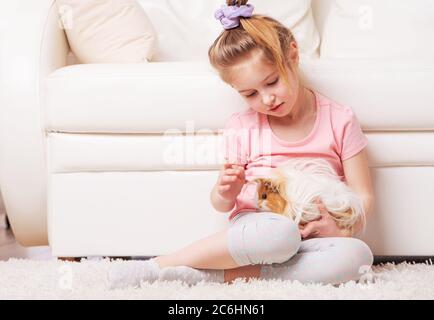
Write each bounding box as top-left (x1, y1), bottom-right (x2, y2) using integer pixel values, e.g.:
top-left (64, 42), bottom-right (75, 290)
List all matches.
top-left (214, 3), bottom-right (254, 30)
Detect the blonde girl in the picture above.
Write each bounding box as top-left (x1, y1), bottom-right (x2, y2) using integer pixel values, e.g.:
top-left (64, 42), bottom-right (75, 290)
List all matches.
top-left (109, 0), bottom-right (374, 288)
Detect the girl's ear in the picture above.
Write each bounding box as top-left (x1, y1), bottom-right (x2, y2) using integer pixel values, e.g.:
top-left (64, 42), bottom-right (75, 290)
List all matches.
top-left (286, 41), bottom-right (299, 68)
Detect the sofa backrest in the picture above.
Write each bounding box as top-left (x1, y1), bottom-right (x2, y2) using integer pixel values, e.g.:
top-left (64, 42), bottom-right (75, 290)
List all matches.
top-left (137, 0), bottom-right (322, 62)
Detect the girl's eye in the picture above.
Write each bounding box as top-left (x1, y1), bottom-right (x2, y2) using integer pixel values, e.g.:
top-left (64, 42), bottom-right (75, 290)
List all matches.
top-left (267, 78), bottom-right (279, 86)
top-left (245, 92), bottom-right (257, 98)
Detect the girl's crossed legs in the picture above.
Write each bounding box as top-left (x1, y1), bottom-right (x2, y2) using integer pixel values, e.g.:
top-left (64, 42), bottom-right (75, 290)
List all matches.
top-left (108, 212), bottom-right (373, 288)
top-left (155, 212), bottom-right (373, 285)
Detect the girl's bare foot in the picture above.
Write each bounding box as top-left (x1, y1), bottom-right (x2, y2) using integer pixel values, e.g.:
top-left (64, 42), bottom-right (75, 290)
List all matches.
top-left (224, 265), bottom-right (262, 283)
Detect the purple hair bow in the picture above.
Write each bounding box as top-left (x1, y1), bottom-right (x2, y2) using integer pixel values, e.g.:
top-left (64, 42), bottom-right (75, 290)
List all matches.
top-left (214, 4), bottom-right (254, 30)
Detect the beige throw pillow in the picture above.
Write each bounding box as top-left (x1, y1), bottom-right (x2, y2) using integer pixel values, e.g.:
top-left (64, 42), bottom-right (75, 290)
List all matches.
top-left (57, 0), bottom-right (157, 63)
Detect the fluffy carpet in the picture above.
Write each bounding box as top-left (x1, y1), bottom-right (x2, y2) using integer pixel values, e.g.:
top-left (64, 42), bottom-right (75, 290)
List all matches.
top-left (0, 258), bottom-right (433, 299)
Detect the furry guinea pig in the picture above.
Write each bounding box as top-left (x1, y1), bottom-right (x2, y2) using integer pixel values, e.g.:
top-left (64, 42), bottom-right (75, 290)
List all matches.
top-left (253, 158), bottom-right (365, 231)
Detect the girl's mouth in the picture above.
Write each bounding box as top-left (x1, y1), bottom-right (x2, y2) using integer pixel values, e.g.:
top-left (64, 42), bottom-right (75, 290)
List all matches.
top-left (268, 102), bottom-right (284, 112)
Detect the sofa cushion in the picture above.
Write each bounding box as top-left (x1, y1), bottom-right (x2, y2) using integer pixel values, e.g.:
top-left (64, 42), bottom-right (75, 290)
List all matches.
top-left (56, 0), bottom-right (156, 63)
top-left (44, 59), bottom-right (434, 133)
top-left (320, 0), bottom-right (434, 59)
top-left (45, 62), bottom-right (239, 133)
top-left (137, 0), bottom-right (320, 61)
top-left (47, 131), bottom-right (434, 173)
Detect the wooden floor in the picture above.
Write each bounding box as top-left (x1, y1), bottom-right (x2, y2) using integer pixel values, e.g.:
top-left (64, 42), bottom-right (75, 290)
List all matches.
top-left (0, 213), bottom-right (53, 261)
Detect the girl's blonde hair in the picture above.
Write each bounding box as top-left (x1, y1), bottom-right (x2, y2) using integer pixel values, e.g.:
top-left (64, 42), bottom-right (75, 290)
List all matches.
top-left (208, 0), bottom-right (297, 90)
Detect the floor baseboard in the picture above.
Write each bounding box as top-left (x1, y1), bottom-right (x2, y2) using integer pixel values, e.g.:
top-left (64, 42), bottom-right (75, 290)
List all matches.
top-left (374, 255), bottom-right (434, 265)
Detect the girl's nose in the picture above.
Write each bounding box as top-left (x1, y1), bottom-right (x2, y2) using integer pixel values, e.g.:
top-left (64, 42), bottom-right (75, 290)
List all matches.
top-left (262, 94), bottom-right (276, 106)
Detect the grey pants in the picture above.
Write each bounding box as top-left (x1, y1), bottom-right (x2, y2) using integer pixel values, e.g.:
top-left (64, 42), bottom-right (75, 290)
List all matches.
top-left (227, 212), bottom-right (374, 285)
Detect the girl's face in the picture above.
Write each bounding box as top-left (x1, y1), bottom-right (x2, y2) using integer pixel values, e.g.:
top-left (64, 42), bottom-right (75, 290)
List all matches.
top-left (229, 44), bottom-right (301, 119)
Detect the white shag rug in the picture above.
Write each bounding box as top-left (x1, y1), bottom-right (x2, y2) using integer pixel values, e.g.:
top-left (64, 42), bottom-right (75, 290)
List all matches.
top-left (0, 258), bottom-right (433, 299)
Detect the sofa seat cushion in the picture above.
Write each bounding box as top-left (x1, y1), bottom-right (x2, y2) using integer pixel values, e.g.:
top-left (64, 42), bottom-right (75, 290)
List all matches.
top-left (299, 58), bottom-right (434, 131)
top-left (45, 62), bottom-right (240, 133)
top-left (44, 59), bottom-right (434, 133)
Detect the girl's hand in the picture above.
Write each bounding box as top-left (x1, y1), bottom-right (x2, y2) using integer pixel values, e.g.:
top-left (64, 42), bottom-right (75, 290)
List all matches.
top-left (216, 163), bottom-right (246, 202)
top-left (299, 199), bottom-right (351, 239)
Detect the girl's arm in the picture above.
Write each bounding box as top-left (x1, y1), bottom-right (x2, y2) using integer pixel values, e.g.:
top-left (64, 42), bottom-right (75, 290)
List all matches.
top-left (342, 149), bottom-right (375, 236)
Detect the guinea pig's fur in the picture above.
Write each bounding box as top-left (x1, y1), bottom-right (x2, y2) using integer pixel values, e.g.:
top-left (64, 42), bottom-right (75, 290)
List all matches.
top-left (253, 158), bottom-right (365, 232)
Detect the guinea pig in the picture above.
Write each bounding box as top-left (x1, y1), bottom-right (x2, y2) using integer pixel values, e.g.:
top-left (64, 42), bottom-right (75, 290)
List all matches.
top-left (254, 158), bottom-right (365, 231)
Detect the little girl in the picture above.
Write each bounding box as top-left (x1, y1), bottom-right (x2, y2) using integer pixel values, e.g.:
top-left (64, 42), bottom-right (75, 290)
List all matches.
top-left (109, 0), bottom-right (374, 288)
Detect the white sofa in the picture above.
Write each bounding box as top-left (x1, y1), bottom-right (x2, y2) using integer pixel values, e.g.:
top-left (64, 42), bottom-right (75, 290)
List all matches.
top-left (1, 0), bottom-right (433, 258)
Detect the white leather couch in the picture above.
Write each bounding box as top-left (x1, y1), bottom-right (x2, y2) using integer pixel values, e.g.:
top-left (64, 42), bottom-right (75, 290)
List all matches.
top-left (1, 0), bottom-right (433, 258)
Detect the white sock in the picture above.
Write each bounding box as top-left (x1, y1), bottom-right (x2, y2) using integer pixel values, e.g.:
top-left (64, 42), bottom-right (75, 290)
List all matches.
top-left (159, 266), bottom-right (224, 286)
top-left (107, 258), bottom-right (161, 289)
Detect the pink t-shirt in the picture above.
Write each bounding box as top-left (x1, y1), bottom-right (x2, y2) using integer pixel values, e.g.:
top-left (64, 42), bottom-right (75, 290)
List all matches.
top-left (223, 90), bottom-right (368, 220)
